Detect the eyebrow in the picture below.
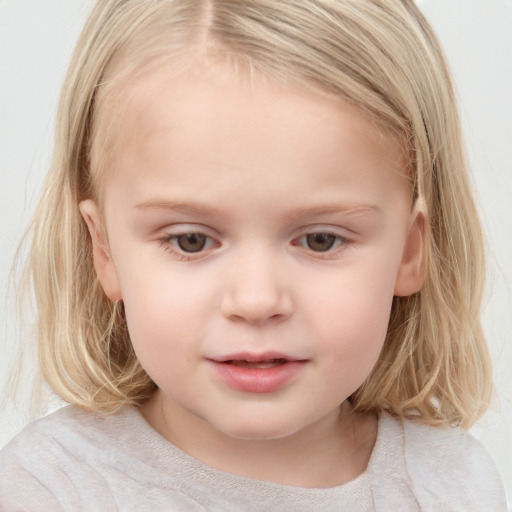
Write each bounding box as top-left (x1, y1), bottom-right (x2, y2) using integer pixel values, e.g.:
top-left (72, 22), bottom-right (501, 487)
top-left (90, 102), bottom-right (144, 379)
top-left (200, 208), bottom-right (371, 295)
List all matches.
top-left (136, 200), bottom-right (224, 217)
top-left (285, 204), bottom-right (382, 219)
top-left (135, 199), bottom-right (382, 219)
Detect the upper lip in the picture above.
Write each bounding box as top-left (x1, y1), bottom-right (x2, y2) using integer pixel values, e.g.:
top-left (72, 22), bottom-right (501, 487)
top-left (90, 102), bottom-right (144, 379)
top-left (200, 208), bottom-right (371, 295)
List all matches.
top-left (209, 351), bottom-right (306, 363)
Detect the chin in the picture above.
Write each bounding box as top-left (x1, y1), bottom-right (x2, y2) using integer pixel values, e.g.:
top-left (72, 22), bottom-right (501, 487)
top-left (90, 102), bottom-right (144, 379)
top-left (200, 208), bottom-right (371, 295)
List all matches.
top-left (214, 417), bottom-right (307, 442)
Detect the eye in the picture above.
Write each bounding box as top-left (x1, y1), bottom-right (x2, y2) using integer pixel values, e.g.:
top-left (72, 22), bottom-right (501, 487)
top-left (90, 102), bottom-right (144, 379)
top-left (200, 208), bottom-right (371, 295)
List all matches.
top-left (303, 233), bottom-right (337, 252)
top-left (295, 232), bottom-right (348, 253)
top-left (158, 231), bottom-right (218, 257)
top-left (173, 233), bottom-right (209, 253)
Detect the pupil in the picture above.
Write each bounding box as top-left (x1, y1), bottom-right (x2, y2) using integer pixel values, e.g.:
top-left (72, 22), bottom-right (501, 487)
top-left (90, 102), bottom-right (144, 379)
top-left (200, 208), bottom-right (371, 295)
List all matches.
top-left (177, 233), bottom-right (207, 253)
top-left (307, 233), bottom-right (335, 252)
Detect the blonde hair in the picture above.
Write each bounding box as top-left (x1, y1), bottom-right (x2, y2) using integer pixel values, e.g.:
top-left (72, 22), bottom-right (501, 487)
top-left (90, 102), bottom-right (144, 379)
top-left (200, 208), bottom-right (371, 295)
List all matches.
top-left (27, 0), bottom-right (491, 428)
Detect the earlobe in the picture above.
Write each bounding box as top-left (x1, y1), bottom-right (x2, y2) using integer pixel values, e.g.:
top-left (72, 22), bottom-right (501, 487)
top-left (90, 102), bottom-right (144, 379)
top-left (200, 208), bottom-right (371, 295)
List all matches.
top-left (394, 200), bottom-right (428, 297)
top-left (79, 200), bottom-right (123, 302)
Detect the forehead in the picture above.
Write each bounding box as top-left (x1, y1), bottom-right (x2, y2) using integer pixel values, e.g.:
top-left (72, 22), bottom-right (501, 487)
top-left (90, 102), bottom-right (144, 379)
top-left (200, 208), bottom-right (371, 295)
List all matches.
top-left (93, 60), bottom-right (410, 212)
top-left (108, 61), bottom-right (405, 160)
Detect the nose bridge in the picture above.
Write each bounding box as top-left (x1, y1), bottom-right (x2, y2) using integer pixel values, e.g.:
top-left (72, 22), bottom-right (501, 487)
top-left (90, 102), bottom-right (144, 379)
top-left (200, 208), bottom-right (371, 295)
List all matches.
top-left (221, 243), bottom-right (292, 324)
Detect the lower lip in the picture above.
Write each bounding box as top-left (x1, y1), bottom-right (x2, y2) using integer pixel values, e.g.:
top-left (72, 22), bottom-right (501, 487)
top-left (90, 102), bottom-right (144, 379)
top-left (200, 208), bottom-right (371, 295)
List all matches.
top-left (210, 360), bottom-right (306, 393)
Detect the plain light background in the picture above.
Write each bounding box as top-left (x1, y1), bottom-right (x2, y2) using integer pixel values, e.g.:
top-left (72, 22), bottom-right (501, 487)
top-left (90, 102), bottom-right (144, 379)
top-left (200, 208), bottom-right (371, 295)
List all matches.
top-left (1, 0), bottom-right (511, 504)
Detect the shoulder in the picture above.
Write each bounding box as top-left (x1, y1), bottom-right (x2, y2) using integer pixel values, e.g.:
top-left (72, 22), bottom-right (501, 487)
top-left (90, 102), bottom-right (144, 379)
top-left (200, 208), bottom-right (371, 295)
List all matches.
top-left (385, 413), bottom-right (507, 511)
top-left (0, 406), bottom-right (130, 511)
top-left (0, 405), bottom-right (126, 466)
top-left (0, 406), bottom-right (205, 511)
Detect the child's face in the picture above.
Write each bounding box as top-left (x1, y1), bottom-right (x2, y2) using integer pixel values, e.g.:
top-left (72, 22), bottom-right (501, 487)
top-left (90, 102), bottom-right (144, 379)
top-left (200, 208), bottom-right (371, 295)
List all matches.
top-left (81, 63), bottom-right (425, 441)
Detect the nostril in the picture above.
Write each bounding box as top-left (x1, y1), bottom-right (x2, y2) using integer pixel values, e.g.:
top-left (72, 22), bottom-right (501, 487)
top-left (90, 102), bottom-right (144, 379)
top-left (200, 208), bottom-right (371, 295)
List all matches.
top-left (220, 290), bottom-right (293, 324)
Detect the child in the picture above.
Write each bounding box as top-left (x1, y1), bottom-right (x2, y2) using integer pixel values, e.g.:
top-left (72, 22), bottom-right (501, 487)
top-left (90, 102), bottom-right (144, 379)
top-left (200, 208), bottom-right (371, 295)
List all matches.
top-left (0, 0), bottom-right (507, 510)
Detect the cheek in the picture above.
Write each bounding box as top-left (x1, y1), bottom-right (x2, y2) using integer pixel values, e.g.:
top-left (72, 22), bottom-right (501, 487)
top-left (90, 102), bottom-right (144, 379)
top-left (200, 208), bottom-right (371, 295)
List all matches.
top-left (307, 254), bottom-right (397, 332)
top-left (318, 292), bottom-right (393, 398)
top-left (304, 260), bottom-right (398, 378)
top-left (121, 287), bottom-right (198, 393)
top-left (325, 288), bottom-right (393, 358)
top-left (115, 263), bottom-right (216, 372)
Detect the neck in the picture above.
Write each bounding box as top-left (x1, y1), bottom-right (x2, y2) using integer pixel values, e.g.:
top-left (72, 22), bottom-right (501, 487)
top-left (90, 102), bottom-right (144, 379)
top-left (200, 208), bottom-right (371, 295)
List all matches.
top-left (141, 392), bottom-right (377, 488)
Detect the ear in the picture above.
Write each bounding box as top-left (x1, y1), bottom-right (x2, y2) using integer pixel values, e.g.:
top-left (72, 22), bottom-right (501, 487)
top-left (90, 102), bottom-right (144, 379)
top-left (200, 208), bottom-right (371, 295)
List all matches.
top-left (394, 200), bottom-right (428, 297)
top-left (79, 199), bottom-right (123, 302)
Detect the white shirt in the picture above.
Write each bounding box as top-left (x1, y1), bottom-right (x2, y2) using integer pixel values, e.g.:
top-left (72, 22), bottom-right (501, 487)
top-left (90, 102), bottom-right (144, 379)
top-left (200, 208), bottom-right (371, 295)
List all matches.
top-left (0, 405), bottom-right (507, 511)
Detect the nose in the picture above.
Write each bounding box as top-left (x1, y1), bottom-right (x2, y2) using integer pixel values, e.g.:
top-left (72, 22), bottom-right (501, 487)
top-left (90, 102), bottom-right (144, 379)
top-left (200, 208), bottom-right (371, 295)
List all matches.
top-left (220, 248), bottom-right (293, 325)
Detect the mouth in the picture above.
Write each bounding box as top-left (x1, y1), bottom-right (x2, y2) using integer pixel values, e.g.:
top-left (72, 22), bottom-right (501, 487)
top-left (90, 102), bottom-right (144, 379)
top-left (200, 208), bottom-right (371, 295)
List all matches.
top-left (211, 351), bottom-right (305, 366)
top-left (208, 352), bottom-right (308, 393)
top-left (221, 358), bottom-right (290, 369)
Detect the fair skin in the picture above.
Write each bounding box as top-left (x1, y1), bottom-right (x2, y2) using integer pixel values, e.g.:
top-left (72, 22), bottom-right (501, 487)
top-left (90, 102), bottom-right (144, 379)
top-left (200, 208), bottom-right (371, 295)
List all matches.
top-left (80, 61), bottom-right (426, 488)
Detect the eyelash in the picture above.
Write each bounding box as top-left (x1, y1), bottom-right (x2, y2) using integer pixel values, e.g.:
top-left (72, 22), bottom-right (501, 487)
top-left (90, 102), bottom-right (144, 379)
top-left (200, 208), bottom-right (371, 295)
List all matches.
top-left (157, 230), bottom-right (352, 260)
top-left (294, 232), bottom-right (351, 258)
top-left (157, 232), bottom-right (218, 260)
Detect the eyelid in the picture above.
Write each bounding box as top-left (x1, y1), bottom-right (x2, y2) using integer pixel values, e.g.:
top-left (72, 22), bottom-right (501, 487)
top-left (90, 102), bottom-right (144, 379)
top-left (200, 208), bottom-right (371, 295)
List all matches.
top-left (292, 224), bottom-right (354, 241)
top-left (291, 227), bottom-right (354, 259)
top-left (155, 223), bottom-right (354, 261)
top-left (295, 232), bottom-right (349, 248)
top-left (157, 224), bottom-right (221, 260)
